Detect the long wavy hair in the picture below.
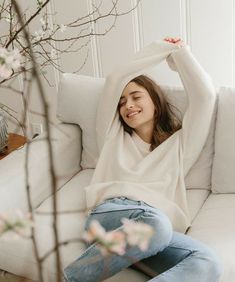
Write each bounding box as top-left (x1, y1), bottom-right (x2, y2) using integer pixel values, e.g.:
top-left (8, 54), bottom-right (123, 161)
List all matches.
top-left (118, 75), bottom-right (182, 151)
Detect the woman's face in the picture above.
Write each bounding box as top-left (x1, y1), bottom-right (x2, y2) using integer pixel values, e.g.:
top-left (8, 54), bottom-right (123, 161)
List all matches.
top-left (118, 81), bottom-right (155, 132)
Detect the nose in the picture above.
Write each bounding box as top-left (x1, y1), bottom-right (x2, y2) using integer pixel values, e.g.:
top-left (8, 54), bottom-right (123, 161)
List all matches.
top-left (126, 101), bottom-right (134, 109)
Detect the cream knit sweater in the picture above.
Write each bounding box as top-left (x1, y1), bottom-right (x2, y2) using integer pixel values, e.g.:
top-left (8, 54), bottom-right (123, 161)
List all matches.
top-left (85, 41), bottom-right (216, 233)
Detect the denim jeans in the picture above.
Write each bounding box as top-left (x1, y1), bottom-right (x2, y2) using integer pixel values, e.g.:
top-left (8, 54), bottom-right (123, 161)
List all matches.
top-left (63, 197), bottom-right (223, 282)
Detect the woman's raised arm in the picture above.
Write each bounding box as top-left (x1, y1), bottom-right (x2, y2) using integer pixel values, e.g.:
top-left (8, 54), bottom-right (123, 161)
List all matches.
top-left (168, 40), bottom-right (216, 176)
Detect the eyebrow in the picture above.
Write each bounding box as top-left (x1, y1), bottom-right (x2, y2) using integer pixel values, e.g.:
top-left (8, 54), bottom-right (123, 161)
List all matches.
top-left (120, 90), bottom-right (143, 99)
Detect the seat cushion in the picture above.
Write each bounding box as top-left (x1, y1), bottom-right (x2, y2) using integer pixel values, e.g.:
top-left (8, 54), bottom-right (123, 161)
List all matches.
top-left (187, 193), bottom-right (235, 282)
top-left (0, 169), bottom-right (93, 282)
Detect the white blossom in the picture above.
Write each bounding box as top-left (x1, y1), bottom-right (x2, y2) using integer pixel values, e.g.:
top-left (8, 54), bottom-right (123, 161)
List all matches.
top-left (5, 13), bottom-right (15, 23)
top-left (40, 18), bottom-right (46, 29)
top-left (83, 220), bottom-right (126, 255)
top-left (0, 64), bottom-right (12, 79)
top-left (34, 29), bottom-right (45, 41)
top-left (83, 218), bottom-right (154, 256)
top-left (60, 24), bottom-right (67, 33)
top-left (47, 27), bottom-right (54, 36)
top-left (0, 48), bottom-right (21, 79)
top-left (5, 14), bottom-right (11, 23)
top-left (122, 218), bottom-right (154, 251)
top-left (83, 220), bottom-right (106, 243)
top-left (50, 49), bottom-right (57, 59)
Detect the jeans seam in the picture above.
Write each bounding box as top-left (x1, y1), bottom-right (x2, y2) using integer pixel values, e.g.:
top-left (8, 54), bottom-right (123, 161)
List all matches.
top-left (64, 243), bottom-right (101, 281)
top-left (90, 207), bottom-right (146, 215)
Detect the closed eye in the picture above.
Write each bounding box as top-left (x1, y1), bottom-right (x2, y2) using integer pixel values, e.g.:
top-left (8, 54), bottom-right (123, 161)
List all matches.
top-left (118, 96), bottom-right (141, 107)
top-left (119, 101), bottom-right (126, 107)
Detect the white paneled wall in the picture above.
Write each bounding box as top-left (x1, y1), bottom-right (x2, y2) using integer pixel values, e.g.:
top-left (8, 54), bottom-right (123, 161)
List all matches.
top-left (1, 0), bottom-right (235, 135)
top-left (190, 0), bottom-right (234, 87)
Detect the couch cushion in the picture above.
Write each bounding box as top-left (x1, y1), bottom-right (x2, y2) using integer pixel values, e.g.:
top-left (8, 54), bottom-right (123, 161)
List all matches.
top-left (0, 169), bottom-right (93, 282)
top-left (186, 189), bottom-right (210, 221)
top-left (57, 73), bottom-right (216, 190)
top-left (57, 74), bottom-right (105, 169)
top-left (212, 87), bottom-right (235, 193)
top-left (0, 124), bottom-right (81, 212)
top-left (187, 193), bottom-right (235, 282)
top-left (163, 85), bottom-right (217, 190)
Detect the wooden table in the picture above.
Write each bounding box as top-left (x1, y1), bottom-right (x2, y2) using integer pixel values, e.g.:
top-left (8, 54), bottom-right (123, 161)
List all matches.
top-left (0, 133), bottom-right (27, 160)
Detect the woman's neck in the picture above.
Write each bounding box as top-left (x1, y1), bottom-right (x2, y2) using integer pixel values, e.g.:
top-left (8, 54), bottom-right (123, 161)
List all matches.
top-left (134, 129), bottom-right (152, 144)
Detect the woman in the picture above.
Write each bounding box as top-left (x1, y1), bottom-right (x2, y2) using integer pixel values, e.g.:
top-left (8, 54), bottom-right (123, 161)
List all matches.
top-left (63, 38), bottom-right (223, 282)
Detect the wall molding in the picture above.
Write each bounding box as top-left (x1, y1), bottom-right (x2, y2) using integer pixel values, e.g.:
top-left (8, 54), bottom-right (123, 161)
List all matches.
top-left (179, 0), bottom-right (186, 42)
top-left (180, 0), bottom-right (192, 47)
top-left (131, 0), bottom-right (144, 52)
top-left (86, 0), bottom-right (103, 77)
top-left (48, 0), bottom-right (60, 90)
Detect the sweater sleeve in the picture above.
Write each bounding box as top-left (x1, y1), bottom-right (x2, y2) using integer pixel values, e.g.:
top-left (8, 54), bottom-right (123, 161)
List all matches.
top-left (169, 48), bottom-right (216, 176)
top-left (96, 41), bottom-right (181, 152)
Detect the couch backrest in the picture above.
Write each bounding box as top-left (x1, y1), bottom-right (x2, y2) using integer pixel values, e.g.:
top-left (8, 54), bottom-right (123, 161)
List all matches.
top-left (57, 73), bottom-right (217, 190)
top-left (162, 85), bottom-right (217, 191)
top-left (212, 87), bottom-right (235, 193)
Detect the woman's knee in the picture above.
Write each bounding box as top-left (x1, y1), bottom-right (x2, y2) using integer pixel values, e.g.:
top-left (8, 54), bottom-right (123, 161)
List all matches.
top-left (193, 246), bottom-right (223, 281)
top-left (138, 210), bottom-right (173, 253)
top-left (204, 248), bottom-right (223, 281)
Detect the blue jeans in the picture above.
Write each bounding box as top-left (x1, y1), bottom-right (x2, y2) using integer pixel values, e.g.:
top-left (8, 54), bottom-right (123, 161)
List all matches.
top-left (64, 197), bottom-right (223, 282)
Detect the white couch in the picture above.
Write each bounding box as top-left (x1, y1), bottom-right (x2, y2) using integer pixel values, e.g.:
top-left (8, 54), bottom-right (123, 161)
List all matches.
top-left (0, 73), bottom-right (235, 282)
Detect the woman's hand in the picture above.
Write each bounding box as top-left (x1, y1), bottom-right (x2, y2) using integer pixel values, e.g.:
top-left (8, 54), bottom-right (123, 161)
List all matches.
top-left (164, 37), bottom-right (185, 71)
top-left (164, 37), bottom-right (185, 47)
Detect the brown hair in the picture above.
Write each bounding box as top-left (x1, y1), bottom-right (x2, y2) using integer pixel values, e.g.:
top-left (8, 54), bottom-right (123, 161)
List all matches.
top-left (118, 75), bottom-right (182, 151)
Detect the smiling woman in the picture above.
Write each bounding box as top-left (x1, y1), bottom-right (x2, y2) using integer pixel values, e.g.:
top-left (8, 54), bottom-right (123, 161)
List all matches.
top-left (64, 39), bottom-right (222, 282)
top-left (118, 75), bottom-right (182, 148)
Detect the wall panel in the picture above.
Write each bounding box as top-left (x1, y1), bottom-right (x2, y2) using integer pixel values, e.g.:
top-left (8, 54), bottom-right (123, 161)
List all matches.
top-left (53, 0), bottom-right (94, 76)
top-left (2, 0), bottom-right (235, 136)
top-left (190, 0), bottom-right (234, 87)
top-left (94, 0), bottom-right (136, 76)
top-left (140, 0), bottom-right (185, 86)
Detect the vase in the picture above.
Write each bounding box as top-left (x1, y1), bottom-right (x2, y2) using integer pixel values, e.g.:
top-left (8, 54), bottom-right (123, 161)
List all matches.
top-left (0, 111), bottom-right (8, 153)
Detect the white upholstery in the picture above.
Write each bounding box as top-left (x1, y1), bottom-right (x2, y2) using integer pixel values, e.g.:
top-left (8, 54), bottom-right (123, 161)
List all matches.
top-left (188, 194), bottom-right (235, 282)
top-left (57, 74), bottom-right (105, 169)
top-left (160, 85), bottom-right (217, 191)
top-left (0, 123), bottom-right (81, 212)
top-left (1, 79), bottom-right (235, 281)
top-left (0, 167), bottom-right (210, 282)
top-left (212, 87), bottom-right (235, 193)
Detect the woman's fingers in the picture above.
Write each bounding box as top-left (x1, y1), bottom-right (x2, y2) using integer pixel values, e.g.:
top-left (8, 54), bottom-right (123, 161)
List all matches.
top-left (164, 37), bottom-right (174, 43)
top-left (164, 37), bottom-right (184, 47)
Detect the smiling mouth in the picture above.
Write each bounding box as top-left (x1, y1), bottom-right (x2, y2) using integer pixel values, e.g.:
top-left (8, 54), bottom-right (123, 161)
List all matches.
top-left (127, 111), bottom-right (141, 118)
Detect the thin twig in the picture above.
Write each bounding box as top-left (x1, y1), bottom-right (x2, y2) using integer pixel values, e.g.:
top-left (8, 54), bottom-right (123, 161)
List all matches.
top-left (6, 0), bottom-right (51, 48)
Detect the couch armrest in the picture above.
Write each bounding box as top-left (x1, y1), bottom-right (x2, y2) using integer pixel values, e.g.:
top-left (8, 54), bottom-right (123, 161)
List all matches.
top-left (0, 123), bottom-right (82, 212)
